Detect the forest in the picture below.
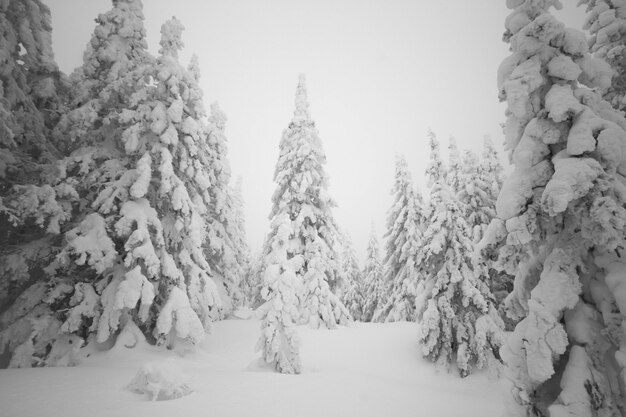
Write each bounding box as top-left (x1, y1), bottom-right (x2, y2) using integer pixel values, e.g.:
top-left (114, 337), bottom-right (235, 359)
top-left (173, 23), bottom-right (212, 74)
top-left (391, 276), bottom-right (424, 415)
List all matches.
top-left (1, 0), bottom-right (626, 416)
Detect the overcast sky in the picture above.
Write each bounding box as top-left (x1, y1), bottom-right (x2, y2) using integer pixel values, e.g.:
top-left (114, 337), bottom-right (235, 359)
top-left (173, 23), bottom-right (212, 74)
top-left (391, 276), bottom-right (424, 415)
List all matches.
top-left (46, 0), bottom-right (586, 262)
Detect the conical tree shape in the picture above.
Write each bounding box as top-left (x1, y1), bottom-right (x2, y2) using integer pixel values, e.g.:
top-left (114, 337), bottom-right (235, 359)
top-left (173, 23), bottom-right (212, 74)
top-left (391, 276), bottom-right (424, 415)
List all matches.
top-left (471, 138), bottom-right (513, 316)
top-left (488, 1), bottom-right (626, 414)
top-left (361, 227), bottom-right (384, 322)
top-left (230, 177), bottom-right (251, 308)
top-left (415, 131), bottom-right (502, 377)
top-left (374, 156), bottom-right (425, 322)
top-left (256, 213), bottom-right (302, 374)
top-left (203, 101), bottom-right (247, 316)
top-left (458, 149), bottom-right (494, 243)
top-left (57, 0), bottom-right (153, 150)
top-left (261, 74), bottom-right (351, 329)
top-left (0, 11), bottom-right (228, 367)
top-left (339, 233), bottom-right (364, 321)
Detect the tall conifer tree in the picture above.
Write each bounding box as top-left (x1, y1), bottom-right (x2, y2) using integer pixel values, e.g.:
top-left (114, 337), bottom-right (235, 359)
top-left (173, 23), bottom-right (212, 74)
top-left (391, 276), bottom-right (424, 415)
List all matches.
top-left (361, 227), bottom-right (384, 322)
top-left (416, 132), bottom-right (502, 377)
top-left (374, 156), bottom-right (424, 322)
top-left (261, 74), bottom-right (350, 329)
top-left (489, 1), bottom-right (626, 414)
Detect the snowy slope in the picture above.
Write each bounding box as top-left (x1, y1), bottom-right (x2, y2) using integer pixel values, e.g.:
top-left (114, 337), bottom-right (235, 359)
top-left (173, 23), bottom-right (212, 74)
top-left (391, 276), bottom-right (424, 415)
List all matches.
top-left (0, 320), bottom-right (503, 417)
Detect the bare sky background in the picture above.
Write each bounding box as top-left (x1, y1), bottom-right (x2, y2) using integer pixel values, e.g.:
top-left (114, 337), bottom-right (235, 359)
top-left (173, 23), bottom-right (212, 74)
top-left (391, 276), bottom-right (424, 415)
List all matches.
top-left (46, 0), bottom-right (586, 262)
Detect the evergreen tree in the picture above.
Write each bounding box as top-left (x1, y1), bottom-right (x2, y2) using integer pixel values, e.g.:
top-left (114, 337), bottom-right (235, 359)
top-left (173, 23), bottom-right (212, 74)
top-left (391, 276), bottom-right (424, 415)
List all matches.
top-left (446, 137), bottom-right (463, 193)
top-left (581, 0), bottom-right (626, 112)
top-left (256, 213), bottom-right (302, 374)
top-left (0, 0), bottom-right (66, 321)
top-left (471, 138), bottom-right (513, 315)
top-left (56, 0), bottom-right (152, 151)
top-left (230, 177), bottom-right (251, 308)
top-left (482, 136), bottom-right (504, 197)
top-left (415, 131), bottom-right (502, 377)
top-left (261, 74), bottom-right (350, 329)
top-left (203, 102), bottom-right (246, 316)
top-left (489, 1), bottom-right (626, 414)
top-left (458, 150), bottom-right (494, 242)
top-left (339, 233), bottom-right (363, 321)
top-left (360, 227), bottom-right (384, 322)
top-left (0, 0), bottom-right (64, 171)
top-left (374, 156), bottom-right (424, 322)
top-left (245, 251), bottom-right (265, 310)
top-left (0, 8), bottom-right (228, 366)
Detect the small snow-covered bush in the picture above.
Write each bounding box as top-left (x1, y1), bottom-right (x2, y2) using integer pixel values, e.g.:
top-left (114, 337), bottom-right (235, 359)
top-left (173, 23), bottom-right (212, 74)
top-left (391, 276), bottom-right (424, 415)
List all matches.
top-left (126, 361), bottom-right (193, 401)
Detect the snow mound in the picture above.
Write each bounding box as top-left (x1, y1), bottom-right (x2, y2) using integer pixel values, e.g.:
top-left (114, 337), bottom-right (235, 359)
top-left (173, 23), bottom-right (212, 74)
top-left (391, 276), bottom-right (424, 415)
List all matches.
top-left (126, 360), bottom-right (193, 401)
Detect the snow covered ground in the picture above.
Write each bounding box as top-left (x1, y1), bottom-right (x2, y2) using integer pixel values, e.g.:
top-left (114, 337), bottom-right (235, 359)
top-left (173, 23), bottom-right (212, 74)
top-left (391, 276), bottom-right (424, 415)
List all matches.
top-left (0, 319), bottom-right (504, 417)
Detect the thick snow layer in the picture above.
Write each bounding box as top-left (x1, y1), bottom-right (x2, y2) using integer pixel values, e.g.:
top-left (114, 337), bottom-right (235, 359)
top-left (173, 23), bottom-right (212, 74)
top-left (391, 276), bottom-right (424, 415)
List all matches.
top-left (0, 320), bottom-right (503, 417)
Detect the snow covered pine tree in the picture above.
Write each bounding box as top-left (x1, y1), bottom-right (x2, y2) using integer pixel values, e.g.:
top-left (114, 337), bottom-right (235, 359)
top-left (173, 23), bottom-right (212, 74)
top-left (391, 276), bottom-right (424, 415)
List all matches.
top-left (490, 0), bottom-right (626, 414)
top-left (360, 227), bottom-right (385, 322)
top-left (260, 74), bottom-right (351, 330)
top-left (374, 156), bottom-right (425, 323)
top-left (339, 233), bottom-right (364, 321)
top-left (0, 2), bottom-right (237, 366)
top-left (256, 213), bottom-right (302, 374)
top-left (415, 131), bottom-right (502, 377)
top-left (0, 0), bottom-right (68, 367)
top-left (203, 102), bottom-right (249, 316)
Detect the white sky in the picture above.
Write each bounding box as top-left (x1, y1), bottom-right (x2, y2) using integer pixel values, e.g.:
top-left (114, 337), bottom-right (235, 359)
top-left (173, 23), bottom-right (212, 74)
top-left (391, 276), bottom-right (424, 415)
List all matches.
top-left (46, 0), bottom-right (586, 262)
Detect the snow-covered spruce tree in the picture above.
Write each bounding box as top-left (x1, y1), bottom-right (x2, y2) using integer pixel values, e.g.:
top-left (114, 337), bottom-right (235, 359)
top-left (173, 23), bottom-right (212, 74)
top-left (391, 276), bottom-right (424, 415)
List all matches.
top-left (415, 131), bottom-right (502, 377)
top-left (245, 251), bottom-right (266, 310)
top-left (360, 227), bottom-right (385, 322)
top-left (0, 0), bottom-right (66, 283)
top-left (0, 12), bottom-right (224, 367)
top-left (470, 138), bottom-right (513, 315)
top-left (230, 177), bottom-right (251, 308)
top-left (458, 150), bottom-right (495, 242)
top-left (482, 135), bottom-right (504, 198)
top-left (373, 156), bottom-right (425, 323)
top-left (485, 1), bottom-right (626, 414)
top-left (0, 0), bottom-right (65, 174)
top-left (0, 0), bottom-right (72, 368)
top-left (339, 233), bottom-right (364, 321)
top-left (580, 0), bottom-right (626, 112)
top-left (55, 0), bottom-right (152, 152)
top-left (202, 101), bottom-right (247, 316)
top-left (262, 74), bottom-right (350, 329)
top-left (446, 137), bottom-right (463, 194)
top-left (256, 213), bottom-right (302, 374)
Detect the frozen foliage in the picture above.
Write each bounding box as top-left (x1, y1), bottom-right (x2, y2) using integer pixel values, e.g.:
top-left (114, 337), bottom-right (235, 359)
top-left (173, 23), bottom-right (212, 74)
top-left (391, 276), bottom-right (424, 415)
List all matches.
top-left (230, 178), bottom-right (252, 307)
top-left (339, 233), bottom-right (364, 321)
top-left (0, 0), bottom-right (64, 179)
top-left (256, 214), bottom-right (302, 374)
top-left (374, 156), bottom-right (425, 323)
top-left (416, 132), bottom-right (503, 377)
top-left (56, 0), bottom-right (152, 149)
top-left (581, 0), bottom-right (626, 111)
top-left (261, 74), bottom-right (351, 329)
top-left (244, 251), bottom-right (266, 309)
top-left (203, 104), bottom-right (249, 317)
top-left (0, 0), bottom-right (69, 368)
top-left (127, 360), bottom-right (193, 401)
top-left (471, 139), bottom-right (514, 322)
top-left (493, 1), bottom-right (626, 415)
top-left (360, 228), bottom-right (385, 322)
top-left (0, 4), bottom-right (242, 366)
